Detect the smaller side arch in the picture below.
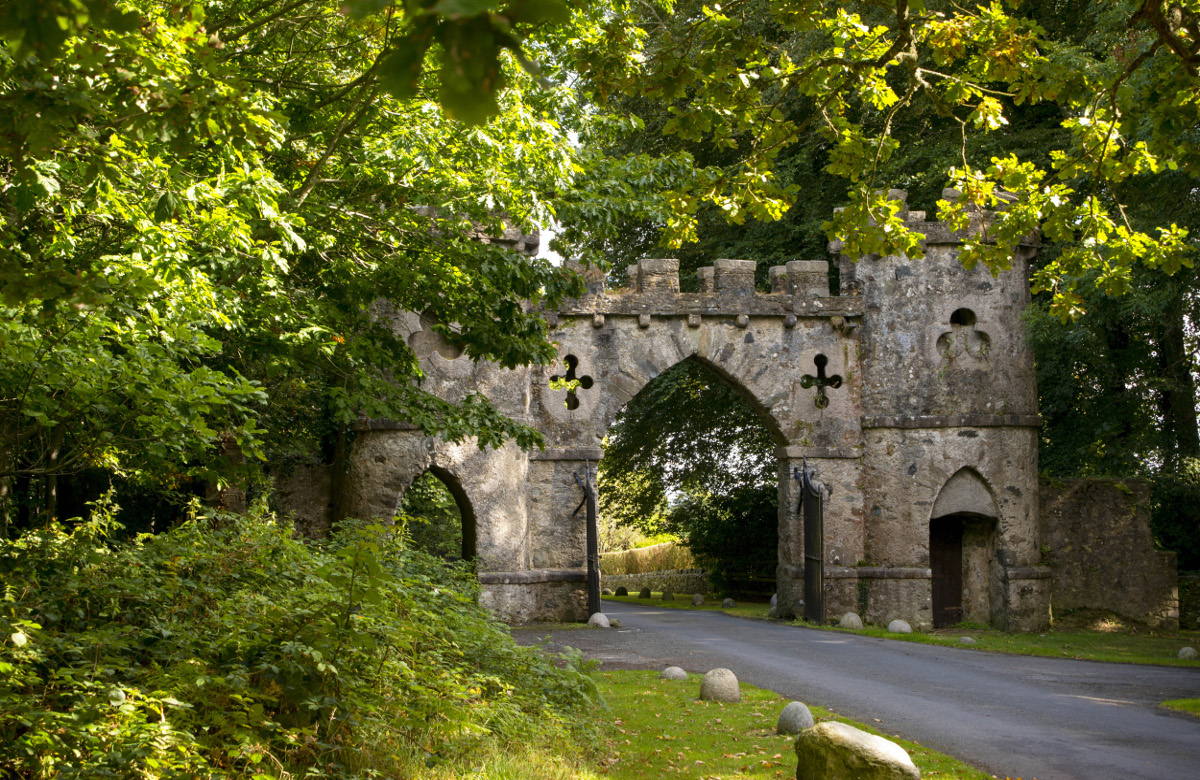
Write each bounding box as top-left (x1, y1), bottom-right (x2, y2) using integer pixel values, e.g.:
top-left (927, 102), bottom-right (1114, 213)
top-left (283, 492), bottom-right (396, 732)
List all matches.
top-left (426, 464), bottom-right (477, 561)
top-left (399, 464), bottom-right (478, 562)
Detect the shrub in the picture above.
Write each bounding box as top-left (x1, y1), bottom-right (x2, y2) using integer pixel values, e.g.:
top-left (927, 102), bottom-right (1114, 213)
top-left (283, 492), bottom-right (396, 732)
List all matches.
top-left (663, 487), bottom-right (777, 597)
top-left (0, 500), bottom-right (597, 779)
top-left (599, 542), bottom-right (695, 575)
top-left (1151, 459), bottom-right (1200, 571)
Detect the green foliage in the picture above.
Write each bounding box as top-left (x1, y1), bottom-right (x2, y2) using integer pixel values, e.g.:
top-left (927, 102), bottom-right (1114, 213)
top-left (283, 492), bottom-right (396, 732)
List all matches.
top-left (397, 471), bottom-right (465, 561)
top-left (1152, 460), bottom-right (1200, 572)
top-left (599, 360), bottom-right (777, 534)
top-left (1027, 265), bottom-right (1200, 477)
top-left (661, 488), bottom-right (778, 597)
top-left (0, 503), bottom-right (598, 778)
top-left (575, 0), bottom-right (1200, 315)
top-left (0, 0), bottom-right (620, 523)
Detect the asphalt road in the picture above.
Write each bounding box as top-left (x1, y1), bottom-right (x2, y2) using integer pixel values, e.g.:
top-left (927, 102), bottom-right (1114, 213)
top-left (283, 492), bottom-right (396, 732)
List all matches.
top-left (513, 600), bottom-right (1200, 780)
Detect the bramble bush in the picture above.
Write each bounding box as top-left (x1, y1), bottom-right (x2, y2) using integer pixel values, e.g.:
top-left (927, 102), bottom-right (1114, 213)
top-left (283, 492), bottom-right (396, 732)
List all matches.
top-left (0, 501), bottom-right (598, 778)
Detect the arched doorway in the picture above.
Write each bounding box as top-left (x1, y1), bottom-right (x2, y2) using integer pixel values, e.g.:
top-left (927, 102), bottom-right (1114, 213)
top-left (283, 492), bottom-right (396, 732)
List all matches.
top-left (930, 468), bottom-right (1000, 628)
top-left (397, 465), bottom-right (477, 562)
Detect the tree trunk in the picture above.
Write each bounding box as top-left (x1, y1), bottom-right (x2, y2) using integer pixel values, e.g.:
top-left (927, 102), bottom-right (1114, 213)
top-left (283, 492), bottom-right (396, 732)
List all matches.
top-left (43, 427), bottom-right (65, 524)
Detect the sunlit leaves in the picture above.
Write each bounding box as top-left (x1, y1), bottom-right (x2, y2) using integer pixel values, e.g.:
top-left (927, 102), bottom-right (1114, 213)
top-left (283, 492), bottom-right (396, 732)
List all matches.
top-left (577, 0), bottom-right (1200, 316)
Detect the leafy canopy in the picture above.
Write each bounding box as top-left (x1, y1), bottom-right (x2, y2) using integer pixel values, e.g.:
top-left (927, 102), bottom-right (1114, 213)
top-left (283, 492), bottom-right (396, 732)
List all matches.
top-left (0, 0), bottom-right (613, 500)
top-left (572, 0), bottom-right (1200, 319)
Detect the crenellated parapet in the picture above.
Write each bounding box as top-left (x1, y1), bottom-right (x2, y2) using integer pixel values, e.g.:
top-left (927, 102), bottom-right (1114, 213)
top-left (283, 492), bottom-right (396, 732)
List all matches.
top-left (557, 257), bottom-right (859, 321)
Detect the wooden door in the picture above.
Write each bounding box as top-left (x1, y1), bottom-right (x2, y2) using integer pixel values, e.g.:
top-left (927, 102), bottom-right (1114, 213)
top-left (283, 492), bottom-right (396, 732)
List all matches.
top-left (930, 516), bottom-right (964, 628)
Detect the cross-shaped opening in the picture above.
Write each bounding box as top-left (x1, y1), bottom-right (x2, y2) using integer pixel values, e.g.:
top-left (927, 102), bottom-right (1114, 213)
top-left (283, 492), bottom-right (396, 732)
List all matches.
top-left (550, 354), bottom-right (594, 410)
top-left (800, 354), bottom-right (842, 409)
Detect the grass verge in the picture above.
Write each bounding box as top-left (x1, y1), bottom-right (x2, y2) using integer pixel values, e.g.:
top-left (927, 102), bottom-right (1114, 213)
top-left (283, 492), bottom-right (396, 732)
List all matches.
top-left (592, 669), bottom-right (989, 779)
top-left (418, 669), bottom-right (991, 779)
top-left (809, 612), bottom-right (1200, 667)
top-left (603, 593), bottom-right (772, 621)
top-left (1161, 698), bottom-right (1200, 716)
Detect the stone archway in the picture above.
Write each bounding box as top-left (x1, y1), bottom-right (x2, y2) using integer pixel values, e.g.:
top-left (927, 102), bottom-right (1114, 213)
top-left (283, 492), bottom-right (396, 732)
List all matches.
top-left (399, 464), bottom-right (478, 562)
top-left (335, 194), bottom-right (1054, 628)
top-left (596, 354), bottom-right (789, 600)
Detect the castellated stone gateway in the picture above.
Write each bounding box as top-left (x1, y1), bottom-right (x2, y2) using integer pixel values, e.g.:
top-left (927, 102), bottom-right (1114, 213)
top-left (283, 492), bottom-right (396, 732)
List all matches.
top-left (295, 191), bottom-right (1177, 631)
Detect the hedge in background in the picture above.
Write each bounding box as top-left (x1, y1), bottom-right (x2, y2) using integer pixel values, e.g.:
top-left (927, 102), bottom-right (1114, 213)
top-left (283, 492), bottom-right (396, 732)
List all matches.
top-left (600, 542), bottom-right (696, 576)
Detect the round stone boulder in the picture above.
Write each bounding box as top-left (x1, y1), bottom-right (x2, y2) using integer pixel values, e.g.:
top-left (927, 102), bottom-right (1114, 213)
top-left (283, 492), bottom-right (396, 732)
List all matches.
top-left (615, 586), bottom-right (628, 596)
top-left (776, 701), bottom-right (815, 735)
top-left (587, 612), bottom-right (610, 628)
top-left (691, 593), bottom-right (705, 606)
top-left (638, 587), bottom-right (652, 598)
top-left (722, 598), bottom-right (736, 608)
top-left (602, 588), bottom-right (613, 596)
top-left (958, 636), bottom-right (977, 645)
top-left (661, 591), bottom-right (674, 601)
top-left (609, 619), bottom-right (621, 628)
top-left (699, 668), bottom-right (740, 703)
top-left (660, 666), bottom-right (687, 681)
top-left (887, 619), bottom-right (912, 634)
top-left (838, 612), bottom-right (863, 629)
top-left (1178, 646), bottom-right (1198, 660)
top-left (794, 721), bottom-right (920, 780)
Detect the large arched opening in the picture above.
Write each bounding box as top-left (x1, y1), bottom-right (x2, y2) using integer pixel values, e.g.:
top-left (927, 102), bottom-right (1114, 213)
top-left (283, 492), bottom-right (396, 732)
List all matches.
top-left (596, 355), bottom-right (786, 602)
top-left (929, 468), bottom-right (1001, 628)
top-left (396, 465), bottom-right (477, 562)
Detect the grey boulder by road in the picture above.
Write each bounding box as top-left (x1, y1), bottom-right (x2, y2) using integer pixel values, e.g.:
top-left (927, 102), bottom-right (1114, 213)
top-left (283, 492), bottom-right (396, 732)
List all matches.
top-left (515, 601), bottom-right (1200, 780)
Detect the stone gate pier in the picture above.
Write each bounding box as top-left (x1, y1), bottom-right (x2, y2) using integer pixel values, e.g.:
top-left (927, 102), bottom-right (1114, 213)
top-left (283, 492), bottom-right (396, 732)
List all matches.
top-left (292, 191), bottom-right (1176, 631)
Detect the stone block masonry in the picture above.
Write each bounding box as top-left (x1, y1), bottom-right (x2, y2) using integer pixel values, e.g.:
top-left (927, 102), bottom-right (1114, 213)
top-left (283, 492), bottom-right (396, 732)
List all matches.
top-left (1039, 479), bottom-right (1178, 629)
top-left (274, 190), bottom-right (1171, 630)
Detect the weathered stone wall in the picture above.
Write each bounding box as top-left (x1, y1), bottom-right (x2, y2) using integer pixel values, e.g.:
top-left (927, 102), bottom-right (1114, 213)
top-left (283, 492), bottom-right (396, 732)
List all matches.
top-left (602, 569), bottom-right (711, 595)
top-left (1039, 479), bottom-right (1179, 629)
top-left (820, 193), bottom-right (1046, 631)
top-left (275, 464), bottom-right (333, 539)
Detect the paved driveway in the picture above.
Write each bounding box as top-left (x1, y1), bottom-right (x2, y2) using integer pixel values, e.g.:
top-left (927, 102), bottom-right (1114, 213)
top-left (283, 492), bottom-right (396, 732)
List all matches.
top-left (514, 600), bottom-right (1200, 780)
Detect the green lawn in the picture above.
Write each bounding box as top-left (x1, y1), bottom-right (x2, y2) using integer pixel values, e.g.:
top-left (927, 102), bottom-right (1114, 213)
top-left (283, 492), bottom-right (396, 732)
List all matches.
top-left (603, 595), bottom-right (1200, 667)
top-left (1162, 698), bottom-right (1200, 716)
top-left (419, 668), bottom-right (990, 779)
top-left (812, 617), bottom-right (1200, 667)
top-left (604, 592), bottom-right (773, 621)
top-left (592, 670), bottom-right (990, 779)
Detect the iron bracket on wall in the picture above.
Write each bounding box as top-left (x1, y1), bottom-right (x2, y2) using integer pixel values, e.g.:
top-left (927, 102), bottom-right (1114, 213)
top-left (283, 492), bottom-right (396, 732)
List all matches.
top-left (573, 462), bottom-right (601, 617)
top-left (794, 458), bottom-right (826, 624)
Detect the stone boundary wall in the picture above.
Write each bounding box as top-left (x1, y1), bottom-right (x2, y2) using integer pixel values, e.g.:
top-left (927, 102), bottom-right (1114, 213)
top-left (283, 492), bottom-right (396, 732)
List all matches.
top-left (602, 569), bottom-right (710, 596)
top-left (1039, 478), bottom-right (1179, 629)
